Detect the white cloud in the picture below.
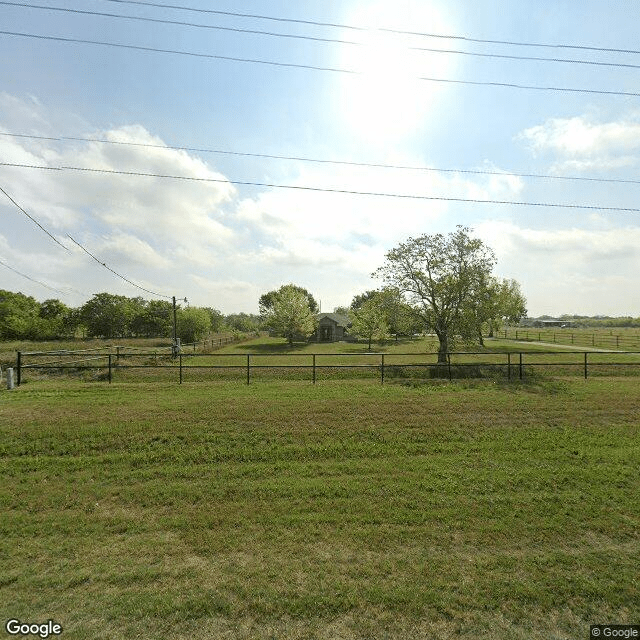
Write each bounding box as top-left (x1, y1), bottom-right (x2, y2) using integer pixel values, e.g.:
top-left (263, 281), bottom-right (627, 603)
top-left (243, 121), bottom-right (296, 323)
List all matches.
top-left (476, 220), bottom-right (640, 316)
top-left (90, 232), bottom-right (171, 270)
top-left (518, 115), bottom-right (640, 171)
top-left (478, 220), bottom-right (640, 262)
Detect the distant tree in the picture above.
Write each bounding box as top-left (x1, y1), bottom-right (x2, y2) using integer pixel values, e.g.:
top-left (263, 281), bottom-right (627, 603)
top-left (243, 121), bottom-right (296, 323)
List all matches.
top-left (0, 290), bottom-right (42, 340)
top-left (260, 284), bottom-right (319, 315)
top-left (130, 300), bottom-right (173, 338)
top-left (349, 297), bottom-right (389, 350)
top-left (332, 306), bottom-right (350, 316)
top-left (80, 293), bottom-right (138, 338)
top-left (351, 288), bottom-right (418, 341)
top-left (262, 286), bottom-right (316, 346)
top-left (493, 279), bottom-right (527, 334)
top-left (225, 313), bottom-right (262, 333)
top-left (203, 307), bottom-right (225, 332)
top-left (176, 307), bottom-right (211, 343)
top-left (374, 226), bottom-right (497, 363)
top-left (350, 290), bottom-right (378, 311)
top-left (62, 307), bottom-right (86, 338)
top-left (38, 298), bottom-right (70, 339)
top-left (376, 287), bottom-right (419, 340)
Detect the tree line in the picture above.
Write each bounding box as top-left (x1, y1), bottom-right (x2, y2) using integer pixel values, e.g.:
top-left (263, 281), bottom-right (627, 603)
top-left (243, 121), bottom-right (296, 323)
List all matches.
top-left (259, 227), bottom-right (528, 360)
top-left (4, 228), bottom-right (535, 352)
top-left (0, 291), bottom-right (262, 343)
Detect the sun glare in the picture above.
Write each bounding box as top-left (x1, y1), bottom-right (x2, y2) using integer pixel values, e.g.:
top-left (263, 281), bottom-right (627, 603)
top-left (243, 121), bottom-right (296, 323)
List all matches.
top-left (337, 0), bottom-right (456, 143)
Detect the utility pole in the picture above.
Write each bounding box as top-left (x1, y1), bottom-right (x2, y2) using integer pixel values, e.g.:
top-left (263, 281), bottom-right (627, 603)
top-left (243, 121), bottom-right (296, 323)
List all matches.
top-left (171, 296), bottom-right (187, 358)
top-left (172, 296), bottom-right (177, 344)
top-left (172, 296), bottom-right (179, 358)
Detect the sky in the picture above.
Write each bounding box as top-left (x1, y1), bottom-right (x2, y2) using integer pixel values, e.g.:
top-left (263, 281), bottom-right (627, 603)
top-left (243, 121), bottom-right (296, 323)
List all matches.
top-left (1, 0), bottom-right (640, 316)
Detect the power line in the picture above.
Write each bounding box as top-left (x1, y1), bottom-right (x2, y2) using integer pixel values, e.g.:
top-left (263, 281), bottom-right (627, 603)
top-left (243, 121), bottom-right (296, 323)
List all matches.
top-left (101, 0), bottom-right (364, 31)
top-left (0, 1), bottom-right (359, 46)
top-left (2, 131), bottom-right (640, 186)
top-left (99, 0), bottom-right (640, 57)
top-left (66, 234), bottom-right (172, 299)
top-left (0, 184), bottom-right (70, 251)
top-left (0, 257), bottom-right (67, 294)
top-left (5, 2), bottom-right (640, 71)
top-left (3, 30), bottom-right (640, 98)
top-left (4, 161), bottom-right (640, 213)
top-left (410, 44), bottom-right (640, 71)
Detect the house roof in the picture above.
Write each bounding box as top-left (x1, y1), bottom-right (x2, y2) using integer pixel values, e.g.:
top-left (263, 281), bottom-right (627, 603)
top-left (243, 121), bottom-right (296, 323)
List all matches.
top-left (317, 313), bottom-right (350, 327)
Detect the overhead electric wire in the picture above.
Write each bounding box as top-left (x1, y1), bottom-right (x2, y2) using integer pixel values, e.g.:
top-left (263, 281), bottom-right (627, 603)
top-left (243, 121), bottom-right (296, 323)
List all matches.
top-left (2, 30), bottom-right (640, 99)
top-left (2, 131), bottom-right (639, 186)
top-left (0, 257), bottom-right (66, 294)
top-left (99, 0), bottom-right (640, 57)
top-left (4, 1), bottom-right (640, 71)
top-left (4, 161), bottom-right (640, 213)
top-left (0, 1), bottom-right (359, 46)
top-left (66, 234), bottom-right (172, 299)
top-left (0, 184), bottom-right (70, 251)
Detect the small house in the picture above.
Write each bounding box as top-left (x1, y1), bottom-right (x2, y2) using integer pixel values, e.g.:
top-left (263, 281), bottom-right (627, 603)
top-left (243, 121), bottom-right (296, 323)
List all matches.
top-left (314, 313), bottom-right (352, 342)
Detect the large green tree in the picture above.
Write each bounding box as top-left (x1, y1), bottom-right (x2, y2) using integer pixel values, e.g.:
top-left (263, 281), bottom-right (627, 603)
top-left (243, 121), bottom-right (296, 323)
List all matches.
top-left (374, 226), bottom-right (499, 363)
top-left (130, 300), bottom-right (174, 338)
top-left (262, 286), bottom-right (316, 346)
top-left (176, 307), bottom-right (211, 343)
top-left (351, 288), bottom-right (418, 342)
top-left (259, 284), bottom-right (319, 315)
top-left (0, 290), bottom-right (43, 340)
top-left (80, 293), bottom-right (139, 338)
top-left (349, 297), bottom-right (389, 350)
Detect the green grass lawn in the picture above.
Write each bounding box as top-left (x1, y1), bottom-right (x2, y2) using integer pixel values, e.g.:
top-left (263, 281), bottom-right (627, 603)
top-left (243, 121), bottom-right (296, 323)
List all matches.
top-left (0, 377), bottom-right (638, 639)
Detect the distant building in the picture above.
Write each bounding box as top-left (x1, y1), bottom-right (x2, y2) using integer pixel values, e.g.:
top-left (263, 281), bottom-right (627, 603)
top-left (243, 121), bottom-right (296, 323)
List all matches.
top-left (534, 319), bottom-right (576, 328)
top-left (314, 313), bottom-right (352, 342)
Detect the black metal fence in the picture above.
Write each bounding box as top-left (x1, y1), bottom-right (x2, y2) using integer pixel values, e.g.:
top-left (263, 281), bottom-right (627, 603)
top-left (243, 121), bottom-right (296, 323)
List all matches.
top-left (501, 328), bottom-right (640, 350)
top-left (14, 349), bottom-right (640, 385)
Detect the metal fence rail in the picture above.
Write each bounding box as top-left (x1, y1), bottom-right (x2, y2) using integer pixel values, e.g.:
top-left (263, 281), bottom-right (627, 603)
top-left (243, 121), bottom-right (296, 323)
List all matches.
top-left (15, 350), bottom-right (640, 385)
top-left (501, 328), bottom-right (640, 350)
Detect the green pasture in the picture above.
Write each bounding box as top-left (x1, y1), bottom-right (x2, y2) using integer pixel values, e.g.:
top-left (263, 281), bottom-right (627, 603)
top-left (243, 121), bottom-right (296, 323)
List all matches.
top-left (501, 326), bottom-right (640, 350)
top-left (0, 376), bottom-right (638, 639)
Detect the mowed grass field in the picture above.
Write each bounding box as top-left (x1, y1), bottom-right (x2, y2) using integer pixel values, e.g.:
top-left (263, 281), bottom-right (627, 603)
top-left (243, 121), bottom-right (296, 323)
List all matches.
top-left (1, 371), bottom-right (639, 639)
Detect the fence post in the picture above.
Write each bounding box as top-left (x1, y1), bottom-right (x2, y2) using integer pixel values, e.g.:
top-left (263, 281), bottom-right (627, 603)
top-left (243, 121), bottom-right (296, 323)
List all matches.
top-left (519, 352), bottom-right (523, 380)
top-left (584, 352), bottom-right (588, 379)
top-left (179, 354), bottom-right (183, 385)
top-left (616, 335), bottom-right (619, 348)
top-left (381, 354), bottom-right (385, 384)
top-left (447, 353), bottom-right (452, 381)
top-left (312, 354), bottom-right (316, 384)
top-left (16, 351), bottom-right (21, 386)
top-left (247, 354), bottom-right (250, 385)
top-left (116, 346), bottom-right (120, 362)
top-left (108, 354), bottom-right (112, 384)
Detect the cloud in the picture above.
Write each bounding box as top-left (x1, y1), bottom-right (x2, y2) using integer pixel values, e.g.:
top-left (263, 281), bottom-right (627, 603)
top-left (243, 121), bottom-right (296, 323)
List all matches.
top-left (90, 232), bottom-right (171, 270)
top-left (518, 114), bottom-right (640, 171)
top-left (235, 158), bottom-right (524, 247)
top-left (475, 220), bottom-right (640, 315)
top-left (0, 119), bottom-right (239, 266)
top-left (478, 220), bottom-right (640, 262)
